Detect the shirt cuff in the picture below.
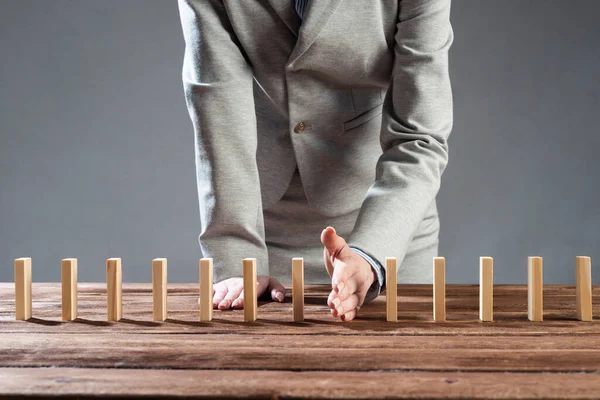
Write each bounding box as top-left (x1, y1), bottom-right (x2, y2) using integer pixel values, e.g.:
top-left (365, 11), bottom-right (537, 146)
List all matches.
top-left (349, 246), bottom-right (386, 304)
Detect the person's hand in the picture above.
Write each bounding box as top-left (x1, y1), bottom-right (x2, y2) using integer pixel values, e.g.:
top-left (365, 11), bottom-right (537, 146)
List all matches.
top-left (210, 276), bottom-right (286, 310)
top-left (321, 226), bottom-right (376, 322)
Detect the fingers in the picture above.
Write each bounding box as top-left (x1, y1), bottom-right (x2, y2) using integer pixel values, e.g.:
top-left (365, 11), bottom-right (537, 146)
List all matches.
top-left (267, 278), bottom-right (286, 302)
top-left (229, 277), bottom-right (286, 309)
top-left (331, 293), bottom-right (360, 318)
top-left (327, 289), bottom-right (336, 308)
top-left (331, 263), bottom-right (357, 293)
top-left (212, 276), bottom-right (284, 311)
top-left (212, 283), bottom-right (228, 309)
top-left (322, 225), bottom-right (362, 304)
top-left (218, 282), bottom-right (243, 310)
top-left (231, 290), bottom-right (244, 309)
top-left (328, 276), bottom-right (357, 312)
top-left (335, 276), bottom-right (358, 303)
top-left (341, 308), bottom-right (357, 322)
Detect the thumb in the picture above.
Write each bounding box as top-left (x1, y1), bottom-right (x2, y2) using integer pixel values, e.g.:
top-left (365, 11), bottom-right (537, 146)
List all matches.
top-left (321, 226), bottom-right (350, 261)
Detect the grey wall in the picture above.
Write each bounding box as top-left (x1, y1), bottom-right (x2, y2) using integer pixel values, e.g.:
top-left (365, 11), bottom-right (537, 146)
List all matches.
top-left (1, 1), bottom-right (598, 284)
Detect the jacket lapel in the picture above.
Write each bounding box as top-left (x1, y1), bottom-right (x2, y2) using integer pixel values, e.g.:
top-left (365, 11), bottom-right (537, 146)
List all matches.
top-left (266, 0), bottom-right (301, 37)
top-left (267, 0), bottom-right (344, 66)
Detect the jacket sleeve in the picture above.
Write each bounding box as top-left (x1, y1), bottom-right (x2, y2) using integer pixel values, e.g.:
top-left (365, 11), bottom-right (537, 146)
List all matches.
top-left (178, 0), bottom-right (269, 281)
top-left (346, 0), bottom-right (454, 278)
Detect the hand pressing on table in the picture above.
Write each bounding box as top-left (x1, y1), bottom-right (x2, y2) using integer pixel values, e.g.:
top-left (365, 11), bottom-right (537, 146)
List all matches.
top-left (321, 226), bottom-right (376, 322)
top-left (210, 276), bottom-right (286, 310)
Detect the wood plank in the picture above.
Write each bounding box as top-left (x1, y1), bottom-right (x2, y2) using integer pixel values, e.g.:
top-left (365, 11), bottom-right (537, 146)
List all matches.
top-left (61, 258), bottom-right (78, 321)
top-left (243, 258), bottom-right (257, 322)
top-left (576, 256), bottom-right (593, 321)
top-left (199, 258), bottom-right (213, 322)
top-left (2, 332), bottom-right (600, 350)
top-left (151, 258), bottom-right (167, 321)
top-left (1, 334), bottom-right (599, 372)
top-left (386, 257), bottom-right (397, 322)
top-left (528, 256), bottom-right (543, 321)
top-left (1, 281), bottom-right (599, 399)
top-left (14, 258), bottom-right (32, 320)
top-left (106, 258), bottom-right (122, 321)
top-left (292, 257), bottom-right (304, 322)
top-left (434, 257), bottom-right (446, 322)
top-left (479, 257), bottom-right (493, 321)
top-left (0, 284), bottom-right (598, 336)
top-left (1, 368), bottom-right (600, 399)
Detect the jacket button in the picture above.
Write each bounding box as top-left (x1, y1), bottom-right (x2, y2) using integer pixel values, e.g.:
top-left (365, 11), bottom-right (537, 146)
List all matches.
top-left (294, 121), bottom-right (306, 133)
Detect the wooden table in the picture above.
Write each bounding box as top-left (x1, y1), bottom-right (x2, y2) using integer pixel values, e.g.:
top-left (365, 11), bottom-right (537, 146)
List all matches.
top-left (0, 283), bottom-right (599, 399)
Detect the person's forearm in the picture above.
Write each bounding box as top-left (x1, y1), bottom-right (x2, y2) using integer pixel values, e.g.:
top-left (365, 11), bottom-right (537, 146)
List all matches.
top-left (179, 0), bottom-right (269, 281)
top-left (347, 0), bottom-right (453, 273)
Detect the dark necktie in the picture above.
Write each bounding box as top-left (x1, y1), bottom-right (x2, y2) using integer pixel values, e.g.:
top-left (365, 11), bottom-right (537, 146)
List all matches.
top-left (293, 0), bottom-right (308, 20)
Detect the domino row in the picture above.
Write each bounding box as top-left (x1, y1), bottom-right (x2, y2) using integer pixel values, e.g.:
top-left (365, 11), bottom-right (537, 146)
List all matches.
top-left (13, 255), bottom-right (594, 322)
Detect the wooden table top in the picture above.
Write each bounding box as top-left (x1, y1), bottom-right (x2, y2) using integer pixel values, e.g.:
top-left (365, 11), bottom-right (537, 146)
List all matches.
top-left (0, 283), bottom-right (599, 399)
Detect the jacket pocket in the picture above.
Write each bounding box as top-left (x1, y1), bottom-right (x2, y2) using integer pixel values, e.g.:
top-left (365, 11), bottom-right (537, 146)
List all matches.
top-left (342, 101), bottom-right (384, 132)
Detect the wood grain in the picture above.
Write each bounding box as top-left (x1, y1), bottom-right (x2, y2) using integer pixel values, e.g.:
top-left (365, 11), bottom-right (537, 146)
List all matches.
top-left (576, 256), bottom-right (593, 321)
top-left (528, 256), bottom-right (544, 321)
top-left (61, 258), bottom-right (78, 321)
top-left (0, 283), bottom-right (599, 398)
top-left (1, 333), bottom-right (600, 372)
top-left (105, 258), bottom-right (122, 321)
top-left (199, 258), bottom-right (213, 322)
top-left (386, 257), bottom-right (397, 322)
top-left (13, 258), bottom-right (32, 321)
top-left (1, 284), bottom-right (598, 335)
top-left (292, 257), bottom-right (304, 322)
top-left (151, 258), bottom-right (167, 321)
top-left (479, 257), bottom-right (493, 322)
top-left (1, 368), bottom-right (600, 400)
top-left (434, 257), bottom-right (446, 322)
top-left (243, 258), bottom-right (257, 322)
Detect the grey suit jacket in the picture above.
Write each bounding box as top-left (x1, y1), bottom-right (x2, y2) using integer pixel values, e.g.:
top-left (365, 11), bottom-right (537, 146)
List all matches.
top-left (178, 0), bottom-right (454, 282)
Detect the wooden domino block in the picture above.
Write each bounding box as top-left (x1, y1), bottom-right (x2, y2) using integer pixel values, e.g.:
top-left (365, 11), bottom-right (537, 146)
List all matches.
top-left (292, 258), bottom-right (304, 322)
top-left (433, 257), bottom-right (446, 322)
top-left (528, 256), bottom-right (543, 322)
top-left (14, 258), bottom-right (32, 320)
top-left (61, 258), bottom-right (78, 321)
top-left (199, 258), bottom-right (213, 322)
top-left (243, 258), bottom-right (257, 322)
top-left (479, 257), bottom-right (493, 322)
top-left (152, 258), bottom-right (167, 321)
top-left (106, 258), bottom-right (122, 321)
top-left (386, 257), bottom-right (397, 322)
top-left (576, 256), bottom-right (592, 321)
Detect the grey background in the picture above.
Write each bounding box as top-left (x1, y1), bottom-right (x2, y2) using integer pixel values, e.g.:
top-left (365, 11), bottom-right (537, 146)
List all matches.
top-left (1, 1), bottom-right (598, 284)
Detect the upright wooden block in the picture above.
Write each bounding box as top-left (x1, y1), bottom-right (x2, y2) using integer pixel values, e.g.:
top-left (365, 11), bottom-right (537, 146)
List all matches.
top-left (386, 257), bottom-right (397, 322)
top-left (14, 258), bottom-right (32, 321)
top-left (152, 258), bottom-right (167, 321)
top-left (292, 258), bottom-right (304, 322)
top-left (576, 256), bottom-right (592, 322)
top-left (433, 257), bottom-right (446, 322)
top-left (243, 258), bottom-right (257, 322)
top-left (106, 258), bottom-right (122, 321)
top-left (199, 258), bottom-right (213, 322)
top-left (479, 257), bottom-right (493, 322)
top-left (61, 258), bottom-right (78, 321)
top-left (528, 256), bottom-right (543, 322)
